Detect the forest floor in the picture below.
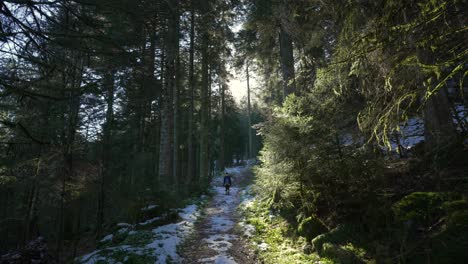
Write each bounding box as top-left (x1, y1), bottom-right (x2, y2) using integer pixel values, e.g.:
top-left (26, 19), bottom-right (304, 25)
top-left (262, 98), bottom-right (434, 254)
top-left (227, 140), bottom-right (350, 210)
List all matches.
top-left (180, 166), bottom-right (257, 264)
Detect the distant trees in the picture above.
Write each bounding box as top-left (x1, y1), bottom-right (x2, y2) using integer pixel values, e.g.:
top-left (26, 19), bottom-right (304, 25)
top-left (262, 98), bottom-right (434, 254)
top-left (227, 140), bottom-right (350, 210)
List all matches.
top-left (0, 0), bottom-right (251, 261)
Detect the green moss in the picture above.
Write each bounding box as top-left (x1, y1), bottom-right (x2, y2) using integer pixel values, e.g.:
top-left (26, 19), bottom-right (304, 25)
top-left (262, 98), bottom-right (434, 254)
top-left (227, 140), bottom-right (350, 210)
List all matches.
top-left (297, 215), bottom-right (328, 242)
top-left (442, 199), bottom-right (468, 213)
top-left (0, 175), bottom-right (17, 186)
top-left (311, 225), bottom-right (358, 253)
top-left (446, 209), bottom-right (468, 230)
top-left (405, 209), bottom-right (468, 264)
top-left (239, 198), bottom-right (334, 264)
top-left (322, 243), bottom-right (365, 264)
top-left (247, 217), bottom-right (268, 233)
top-left (342, 243), bottom-right (368, 261)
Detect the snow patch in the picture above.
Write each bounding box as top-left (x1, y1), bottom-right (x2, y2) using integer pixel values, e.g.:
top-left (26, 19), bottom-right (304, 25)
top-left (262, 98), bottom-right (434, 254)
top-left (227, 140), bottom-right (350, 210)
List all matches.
top-left (258, 242), bottom-right (269, 251)
top-left (117, 227), bottom-right (129, 234)
top-left (138, 216), bottom-right (162, 226)
top-left (210, 216), bottom-right (234, 232)
top-left (400, 118), bottom-right (424, 148)
top-left (143, 204), bottom-right (202, 263)
top-left (200, 255), bottom-right (237, 264)
top-left (141, 204), bottom-right (159, 211)
top-left (238, 221), bottom-right (255, 238)
top-left (203, 234), bottom-right (237, 250)
top-left (77, 200), bottom-right (205, 264)
top-left (100, 234), bottom-right (113, 243)
top-left (116, 223), bottom-right (132, 227)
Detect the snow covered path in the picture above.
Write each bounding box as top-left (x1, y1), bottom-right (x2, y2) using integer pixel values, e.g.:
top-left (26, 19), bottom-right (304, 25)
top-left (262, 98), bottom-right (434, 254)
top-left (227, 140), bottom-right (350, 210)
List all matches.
top-left (180, 166), bottom-right (257, 264)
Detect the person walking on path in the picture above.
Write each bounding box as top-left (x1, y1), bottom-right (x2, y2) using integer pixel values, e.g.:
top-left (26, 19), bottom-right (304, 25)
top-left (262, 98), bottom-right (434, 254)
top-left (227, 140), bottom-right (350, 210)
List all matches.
top-left (223, 172), bottom-right (232, 195)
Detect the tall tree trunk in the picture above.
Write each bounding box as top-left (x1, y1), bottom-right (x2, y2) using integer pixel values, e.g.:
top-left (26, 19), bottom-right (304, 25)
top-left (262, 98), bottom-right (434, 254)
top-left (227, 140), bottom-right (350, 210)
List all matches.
top-left (172, 0), bottom-right (180, 188)
top-left (199, 0), bottom-right (210, 186)
top-left (159, 1), bottom-right (179, 186)
top-left (57, 52), bottom-right (83, 259)
top-left (219, 82), bottom-right (226, 171)
top-left (148, 14), bottom-right (160, 190)
top-left (144, 20), bottom-right (157, 153)
top-left (96, 70), bottom-right (115, 239)
top-left (72, 196), bottom-right (82, 260)
top-left (246, 64), bottom-right (253, 159)
top-left (154, 46), bottom-right (165, 187)
top-left (23, 155), bottom-right (41, 244)
top-left (138, 40), bottom-right (147, 153)
top-left (96, 162), bottom-right (104, 238)
top-left (187, 0), bottom-right (196, 189)
top-left (279, 24), bottom-right (295, 99)
top-left (208, 66), bottom-right (213, 178)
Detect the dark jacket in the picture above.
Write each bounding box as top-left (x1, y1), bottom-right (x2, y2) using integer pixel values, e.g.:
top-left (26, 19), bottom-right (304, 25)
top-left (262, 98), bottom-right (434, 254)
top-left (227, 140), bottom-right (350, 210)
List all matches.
top-left (223, 175), bottom-right (232, 185)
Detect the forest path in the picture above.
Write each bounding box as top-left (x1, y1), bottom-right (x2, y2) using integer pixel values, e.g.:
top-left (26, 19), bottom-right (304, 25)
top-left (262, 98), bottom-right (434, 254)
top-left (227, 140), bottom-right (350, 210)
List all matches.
top-left (180, 165), bottom-right (257, 264)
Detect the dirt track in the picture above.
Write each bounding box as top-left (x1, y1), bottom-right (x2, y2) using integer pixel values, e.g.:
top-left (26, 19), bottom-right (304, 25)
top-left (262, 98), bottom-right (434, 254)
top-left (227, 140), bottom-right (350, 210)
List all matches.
top-left (180, 166), bottom-right (257, 264)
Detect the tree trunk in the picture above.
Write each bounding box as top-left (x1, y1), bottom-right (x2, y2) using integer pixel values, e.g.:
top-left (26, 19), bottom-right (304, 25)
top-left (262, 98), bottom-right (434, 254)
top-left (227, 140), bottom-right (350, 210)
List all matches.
top-left (187, 1), bottom-right (196, 189)
top-left (96, 162), bottom-right (104, 238)
top-left (279, 25), bottom-right (295, 99)
top-left (153, 45), bottom-right (165, 188)
top-left (148, 14), bottom-right (160, 190)
top-left (57, 51), bottom-right (83, 259)
top-left (144, 20), bottom-right (157, 153)
top-left (424, 86), bottom-right (457, 152)
top-left (219, 82), bottom-right (226, 171)
top-left (159, 0), bottom-right (179, 186)
top-left (72, 196), bottom-right (82, 260)
top-left (208, 66), bottom-right (213, 179)
top-left (246, 64), bottom-right (253, 159)
top-left (96, 70), bottom-right (115, 239)
top-left (172, 0), bottom-right (180, 188)
top-left (199, 0), bottom-right (210, 186)
top-left (158, 87), bottom-right (172, 188)
top-left (23, 156), bottom-right (41, 244)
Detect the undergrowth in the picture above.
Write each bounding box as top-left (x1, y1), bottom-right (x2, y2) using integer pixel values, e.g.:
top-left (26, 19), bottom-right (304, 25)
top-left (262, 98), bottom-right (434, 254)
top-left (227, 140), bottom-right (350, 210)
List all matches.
top-left (239, 196), bottom-right (334, 264)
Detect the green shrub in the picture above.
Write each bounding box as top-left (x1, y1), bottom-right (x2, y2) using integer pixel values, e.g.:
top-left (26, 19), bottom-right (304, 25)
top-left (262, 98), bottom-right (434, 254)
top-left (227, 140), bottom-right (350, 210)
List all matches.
top-left (122, 230), bottom-right (154, 246)
top-left (405, 210), bottom-right (468, 264)
top-left (392, 192), bottom-right (446, 227)
top-left (297, 215), bottom-right (328, 241)
top-left (110, 250), bottom-right (154, 264)
top-left (112, 228), bottom-right (130, 245)
top-left (247, 217), bottom-right (268, 233)
top-left (394, 192), bottom-right (468, 264)
top-left (124, 254), bottom-right (155, 264)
